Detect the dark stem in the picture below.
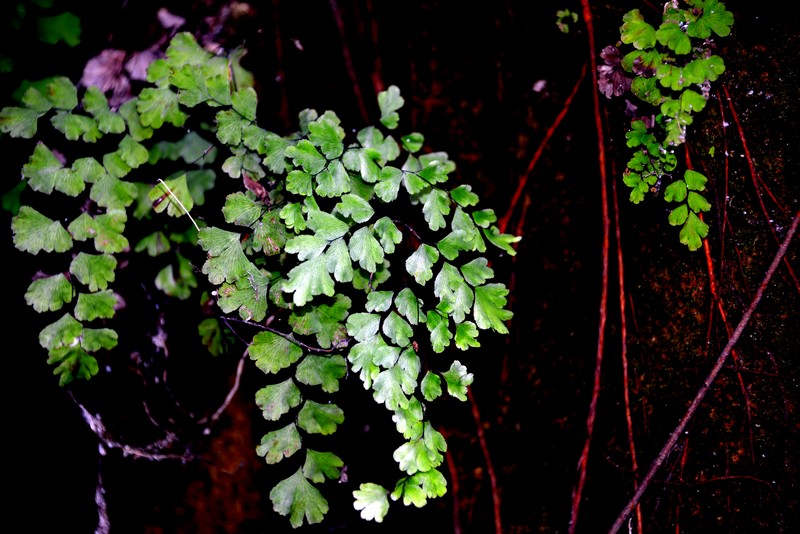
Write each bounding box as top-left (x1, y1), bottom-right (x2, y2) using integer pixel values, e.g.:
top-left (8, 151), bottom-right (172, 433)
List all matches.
top-left (328, 0), bottom-right (370, 123)
top-left (570, 0), bottom-right (609, 531)
top-left (468, 388), bottom-right (503, 534)
top-left (497, 64), bottom-right (587, 235)
top-left (612, 169), bottom-right (643, 533)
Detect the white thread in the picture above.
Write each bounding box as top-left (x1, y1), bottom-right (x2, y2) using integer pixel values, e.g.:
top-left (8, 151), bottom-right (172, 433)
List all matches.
top-left (157, 178), bottom-right (200, 232)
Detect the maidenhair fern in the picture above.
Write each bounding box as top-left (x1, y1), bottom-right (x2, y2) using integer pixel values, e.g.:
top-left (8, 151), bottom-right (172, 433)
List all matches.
top-left (598, 0), bottom-right (734, 250)
top-left (2, 31), bottom-right (518, 527)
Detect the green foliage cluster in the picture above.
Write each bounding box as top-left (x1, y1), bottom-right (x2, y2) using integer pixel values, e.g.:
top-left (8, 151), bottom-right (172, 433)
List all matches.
top-left (600, 0), bottom-right (733, 250)
top-left (1, 31), bottom-right (518, 528)
top-left (556, 9), bottom-right (579, 34)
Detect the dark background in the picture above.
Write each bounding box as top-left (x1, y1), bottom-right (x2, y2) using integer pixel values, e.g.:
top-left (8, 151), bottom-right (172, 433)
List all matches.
top-left (3, 1), bottom-right (798, 533)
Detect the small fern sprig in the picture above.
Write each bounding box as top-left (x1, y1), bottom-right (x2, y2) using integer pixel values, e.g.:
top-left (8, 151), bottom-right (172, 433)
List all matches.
top-left (599, 0), bottom-right (734, 250)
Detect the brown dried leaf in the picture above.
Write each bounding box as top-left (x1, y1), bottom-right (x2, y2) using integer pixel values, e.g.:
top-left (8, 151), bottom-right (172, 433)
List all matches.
top-left (243, 173), bottom-right (269, 202)
top-left (125, 50), bottom-right (158, 82)
top-left (157, 8), bottom-right (186, 30)
top-left (597, 45), bottom-right (631, 99)
top-left (80, 49), bottom-right (131, 107)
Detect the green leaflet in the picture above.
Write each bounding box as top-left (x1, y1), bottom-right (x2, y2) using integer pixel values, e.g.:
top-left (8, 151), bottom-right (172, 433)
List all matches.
top-left (295, 354), bottom-right (347, 393)
top-left (286, 139), bottom-right (327, 175)
top-left (401, 132), bottom-right (424, 153)
top-left (304, 449), bottom-right (344, 483)
top-left (308, 112), bottom-right (345, 159)
top-left (392, 422), bottom-right (446, 476)
top-left (0, 105), bottom-right (46, 138)
top-left (383, 312), bottom-right (414, 347)
top-left (298, 400), bottom-right (345, 435)
top-left (289, 294), bottom-right (350, 349)
top-left (70, 210), bottom-right (130, 254)
top-left (12, 206), bottom-right (73, 254)
top-left (434, 263), bottom-right (474, 324)
top-left (375, 165), bottom-right (402, 201)
top-left (664, 169), bottom-right (712, 251)
top-left (395, 288), bottom-right (425, 325)
top-left (149, 175), bottom-right (193, 218)
top-left (421, 188), bottom-right (451, 231)
top-left (426, 310), bottom-right (453, 353)
top-left (216, 269), bottom-right (269, 321)
top-left (346, 312), bottom-right (381, 342)
top-left (249, 331), bottom-right (304, 374)
top-left (347, 340), bottom-right (381, 389)
top-left (37, 12), bottom-right (81, 47)
top-left (392, 397), bottom-right (424, 439)
top-left (255, 378), bottom-right (302, 421)
top-left (43, 76), bottom-right (79, 110)
top-left (39, 313), bottom-right (83, 352)
top-left (687, 0), bottom-right (734, 38)
top-left (69, 252), bottom-right (117, 291)
top-left (252, 209), bottom-right (286, 256)
top-left (365, 290), bottom-right (394, 313)
top-left (656, 22), bottom-right (692, 55)
top-left (349, 227), bottom-right (384, 272)
top-left (198, 318), bottom-right (226, 357)
top-left (442, 360), bottom-right (474, 401)
top-left (358, 126), bottom-right (400, 163)
top-left (315, 159), bottom-right (351, 198)
top-left (81, 327), bottom-right (118, 352)
top-left (406, 244), bottom-right (439, 285)
top-left (270, 468), bottom-right (329, 528)
top-left (198, 227), bottom-right (255, 285)
top-left (258, 423), bottom-right (302, 463)
top-left (343, 146), bottom-right (382, 183)
top-left (336, 193), bottom-right (375, 224)
top-left (372, 365), bottom-right (415, 411)
top-left (454, 321), bottom-right (481, 350)
top-left (222, 145), bottom-right (264, 179)
top-left (22, 143), bottom-right (82, 196)
top-left (283, 255), bottom-right (336, 306)
top-left (324, 237), bottom-right (354, 282)
top-left (621, 10), bottom-right (656, 50)
top-left (420, 371), bottom-right (443, 401)
top-left (137, 87), bottom-right (187, 129)
top-left (378, 85), bottom-right (404, 129)
top-left (25, 273), bottom-right (73, 313)
top-left (83, 86), bottom-right (125, 133)
top-left (150, 131), bottom-right (218, 166)
top-left (354, 483), bottom-right (390, 523)
top-left (90, 174), bottom-right (138, 210)
top-left (39, 313), bottom-right (115, 385)
top-left (474, 283), bottom-right (513, 334)
top-left (74, 291), bottom-right (118, 321)
top-left (483, 225), bottom-right (521, 256)
top-left (165, 32), bottom-right (216, 69)
top-left (222, 191), bottom-right (263, 226)
top-left (307, 209), bottom-right (350, 241)
top-left (460, 257), bottom-right (494, 286)
top-left (170, 64), bottom-right (232, 108)
top-left (390, 468), bottom-right (447, 507)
